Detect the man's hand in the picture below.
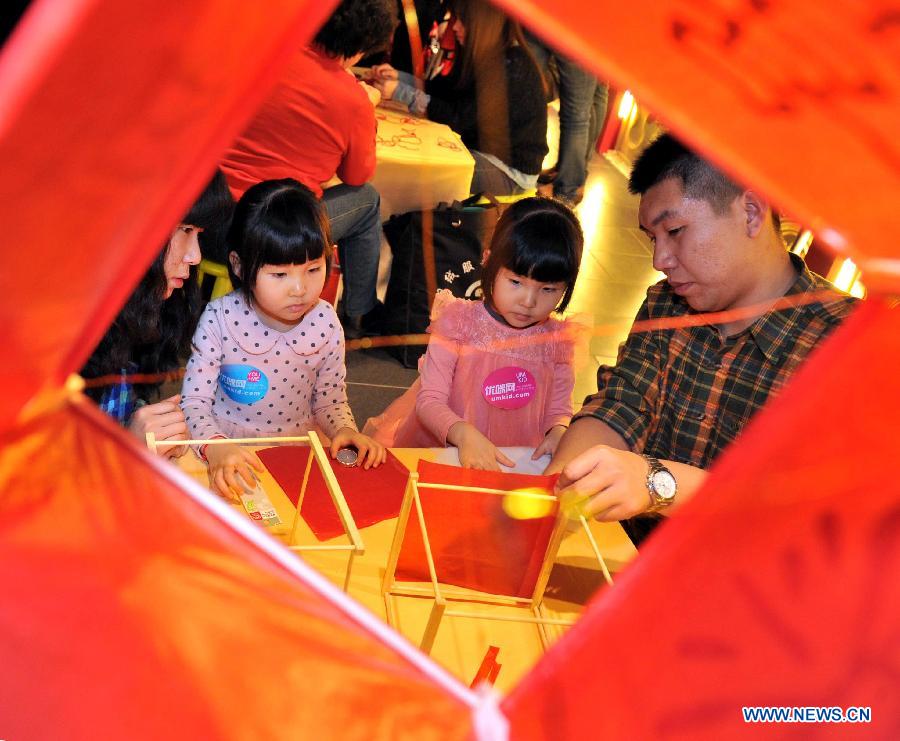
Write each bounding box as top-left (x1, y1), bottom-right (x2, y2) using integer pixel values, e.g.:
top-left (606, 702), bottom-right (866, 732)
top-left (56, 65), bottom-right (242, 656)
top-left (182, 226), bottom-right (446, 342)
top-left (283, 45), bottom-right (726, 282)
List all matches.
top-left (330, 427), bottom-right (386, 469)
top-left (129, 394), bottom-right (187, 458)
top-left (448, 422), bottom-right (514, 471)
top-left (556, 445), bottom-right (651, 521)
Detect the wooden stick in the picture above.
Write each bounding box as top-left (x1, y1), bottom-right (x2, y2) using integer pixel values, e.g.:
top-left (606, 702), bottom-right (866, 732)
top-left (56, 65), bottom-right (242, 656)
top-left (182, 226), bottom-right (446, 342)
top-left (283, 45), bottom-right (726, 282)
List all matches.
top-left (443, 609), bottom-right (576, 627)
top-left (289, 440), bottom-right (317, 546)
top-left (534, 603), bottom-right (550, 649)
top-left (307, 431), bottom-right (364, 554)
top-left (382, 473), bottom-right (416, 595)
top-left (383, 592), bottom-right (397, 628)
top-left (145, 432), bottom-right (157, 456)
top-left (579, 515), bottom-right (614, 586)
top-left (420, 597), bottom-right (446, 654)
top-left (342, 549), bottom-right (356, 593)
top-left (417, 482), bottom-right (557, 501)
top-left (297, 440), bottom-right (315, 511)
top-left (411, 484), bottom-right (443, 603)
top-left (286, 544), bottom-right (355, 552)
top-left (529, 509), bottom-right (569, 605)
top-left (390, 583), bottom-right (531, 606)
top-left (152, 435), bottom-right (311, 447)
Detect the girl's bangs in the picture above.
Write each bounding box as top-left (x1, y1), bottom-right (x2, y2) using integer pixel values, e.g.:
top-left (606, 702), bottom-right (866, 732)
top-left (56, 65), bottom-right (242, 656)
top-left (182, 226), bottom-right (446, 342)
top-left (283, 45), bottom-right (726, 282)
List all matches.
top-left (508, 236), bottom-right (575, 285)
top-left (258, 225), bottom-right (327, 266)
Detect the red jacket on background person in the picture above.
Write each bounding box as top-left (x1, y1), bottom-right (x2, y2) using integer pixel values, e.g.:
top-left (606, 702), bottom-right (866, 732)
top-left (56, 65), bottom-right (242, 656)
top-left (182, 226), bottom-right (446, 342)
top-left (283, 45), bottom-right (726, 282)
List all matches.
top-left (221, 45), bottom-right (376, 199)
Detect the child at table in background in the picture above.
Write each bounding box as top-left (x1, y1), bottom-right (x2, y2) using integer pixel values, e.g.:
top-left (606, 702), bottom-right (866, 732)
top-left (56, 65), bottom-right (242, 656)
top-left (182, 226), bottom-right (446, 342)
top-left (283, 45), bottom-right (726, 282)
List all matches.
top-left (182, 178), bottom-right (385, 498)
top-left (364, 197), bottom-right (586, 470)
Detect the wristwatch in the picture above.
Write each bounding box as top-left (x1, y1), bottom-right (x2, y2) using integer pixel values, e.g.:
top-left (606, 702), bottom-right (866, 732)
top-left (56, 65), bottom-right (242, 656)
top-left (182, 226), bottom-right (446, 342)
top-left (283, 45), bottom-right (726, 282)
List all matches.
top-left (642, 455), bottom-right (677, 512)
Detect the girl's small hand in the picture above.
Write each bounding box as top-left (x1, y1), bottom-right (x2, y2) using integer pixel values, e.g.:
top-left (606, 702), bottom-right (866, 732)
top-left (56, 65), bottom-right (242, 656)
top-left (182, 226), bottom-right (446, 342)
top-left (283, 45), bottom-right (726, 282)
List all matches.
top-left (330, 428), bottom-right (387, 469)
top-left (205, 442), bottom-right (264, 500)
top-left (129, 394), bottom-right (188, 458)
top-left (449, 422), bottom-right (515, 472)
top-left (532, 425), bottom-right (567, 460)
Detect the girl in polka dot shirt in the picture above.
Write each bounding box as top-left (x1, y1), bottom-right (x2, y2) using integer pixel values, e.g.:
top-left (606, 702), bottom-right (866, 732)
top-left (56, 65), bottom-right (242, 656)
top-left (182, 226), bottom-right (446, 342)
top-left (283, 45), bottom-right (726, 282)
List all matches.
top-left (182, 179), bottom-right (385, 498)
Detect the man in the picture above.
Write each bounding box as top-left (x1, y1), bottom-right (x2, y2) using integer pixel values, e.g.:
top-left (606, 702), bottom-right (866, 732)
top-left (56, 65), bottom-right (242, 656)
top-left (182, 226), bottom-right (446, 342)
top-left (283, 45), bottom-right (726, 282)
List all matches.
top-left (220, 0), bottom-right (397, 338)
top-left (546, 134), bottom-right (857, 546)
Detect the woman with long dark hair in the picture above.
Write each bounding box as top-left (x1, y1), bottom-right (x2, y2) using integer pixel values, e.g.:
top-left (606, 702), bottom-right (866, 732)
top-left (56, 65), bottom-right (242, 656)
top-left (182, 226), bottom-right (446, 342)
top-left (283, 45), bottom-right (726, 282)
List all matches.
top-left (373, 0), bottom-right (547, 196)
top-left (81, 170), bottom-right (233, 456)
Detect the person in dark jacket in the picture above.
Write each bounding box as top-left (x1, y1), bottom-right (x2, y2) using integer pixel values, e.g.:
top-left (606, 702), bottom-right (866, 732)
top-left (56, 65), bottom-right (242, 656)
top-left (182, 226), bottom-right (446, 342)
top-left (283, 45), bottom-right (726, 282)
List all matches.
top-left (373, 0), bottom-right (547, 196)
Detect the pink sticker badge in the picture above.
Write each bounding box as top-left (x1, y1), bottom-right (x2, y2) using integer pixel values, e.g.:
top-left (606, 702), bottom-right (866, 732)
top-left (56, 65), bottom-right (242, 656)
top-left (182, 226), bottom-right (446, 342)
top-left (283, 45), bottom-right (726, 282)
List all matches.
top-left (482, 366), bottom-right (536, 410)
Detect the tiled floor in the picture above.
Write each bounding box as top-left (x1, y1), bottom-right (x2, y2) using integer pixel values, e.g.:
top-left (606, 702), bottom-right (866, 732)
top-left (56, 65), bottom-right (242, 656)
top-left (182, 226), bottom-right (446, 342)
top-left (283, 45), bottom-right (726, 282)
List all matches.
top-left (346, 154), bottom-right (663, 426)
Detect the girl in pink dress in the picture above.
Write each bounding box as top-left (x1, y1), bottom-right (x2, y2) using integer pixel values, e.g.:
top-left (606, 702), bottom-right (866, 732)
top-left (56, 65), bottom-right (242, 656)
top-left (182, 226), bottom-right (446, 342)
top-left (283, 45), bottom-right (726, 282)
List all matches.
top-left (364, 197), bottom-right (586, 470)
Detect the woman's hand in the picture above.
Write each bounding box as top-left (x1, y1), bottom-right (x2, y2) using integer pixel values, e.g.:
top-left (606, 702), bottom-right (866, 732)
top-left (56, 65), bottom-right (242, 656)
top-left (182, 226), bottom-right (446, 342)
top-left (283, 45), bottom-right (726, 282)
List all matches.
top-left (204, 442), bottom-right (264, 500)
top-left (531, 425), bottom-right (567, 461)
top-left (370, 63), bottom-right (399, 100)
top-left (370, 63), bottom-right (398, 82)
top-left (330, 427), bottom-right (387, 469)
top-left (128, 394), bottom-right (188, 458)
top-left (358, 80), bottom-right (382, 106)
top-left (372, 78), bottom-right (398, 101)
top-left (448, 422), bottom-right (515, 472)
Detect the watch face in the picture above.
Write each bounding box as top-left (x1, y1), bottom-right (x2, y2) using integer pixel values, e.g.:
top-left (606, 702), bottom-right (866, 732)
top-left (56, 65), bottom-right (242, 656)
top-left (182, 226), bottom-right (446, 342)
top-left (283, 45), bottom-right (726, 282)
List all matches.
top-left (651, 470), bottom-right (677, 500)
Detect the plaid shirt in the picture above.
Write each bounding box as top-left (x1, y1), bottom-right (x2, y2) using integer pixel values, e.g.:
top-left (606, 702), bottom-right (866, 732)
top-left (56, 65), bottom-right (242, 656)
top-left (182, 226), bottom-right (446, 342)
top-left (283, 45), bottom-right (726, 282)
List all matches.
top-left (576, 254), bottom-right (857, 470)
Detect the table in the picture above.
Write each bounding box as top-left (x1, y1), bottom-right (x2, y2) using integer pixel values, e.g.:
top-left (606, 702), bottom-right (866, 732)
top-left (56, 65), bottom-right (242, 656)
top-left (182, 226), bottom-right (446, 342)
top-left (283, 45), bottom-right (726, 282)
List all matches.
top-left (370, 104), bottom-right (475, 218)
top-left (176, 445), bottom-right (636, 691)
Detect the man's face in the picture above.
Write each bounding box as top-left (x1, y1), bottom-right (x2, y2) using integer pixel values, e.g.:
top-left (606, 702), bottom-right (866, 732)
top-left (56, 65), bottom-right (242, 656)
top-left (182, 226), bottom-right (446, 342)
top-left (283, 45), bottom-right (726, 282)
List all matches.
top-left (638, 177), bottom-right (756, 314)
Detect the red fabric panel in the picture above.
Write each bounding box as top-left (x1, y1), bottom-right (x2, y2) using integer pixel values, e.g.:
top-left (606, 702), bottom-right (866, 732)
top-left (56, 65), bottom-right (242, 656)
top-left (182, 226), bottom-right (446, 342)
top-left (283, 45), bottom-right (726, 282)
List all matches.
top-left (0, 0), bottom-right (337, 430)
top-left (504, 301), bottom-right (900, 737)
top-left (496, 0), bottom-right (900, 290)
top-left (396, 461), bottom-right (558, 599)
top-left (256, 446), bottom-right (410, 540)
top-left (0, 401), bottom-right (470, 739)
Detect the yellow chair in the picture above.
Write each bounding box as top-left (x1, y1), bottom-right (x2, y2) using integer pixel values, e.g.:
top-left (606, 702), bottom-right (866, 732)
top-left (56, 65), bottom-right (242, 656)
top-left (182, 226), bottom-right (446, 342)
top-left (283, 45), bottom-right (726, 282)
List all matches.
top-left (196, 259), bottom-right (233, 299)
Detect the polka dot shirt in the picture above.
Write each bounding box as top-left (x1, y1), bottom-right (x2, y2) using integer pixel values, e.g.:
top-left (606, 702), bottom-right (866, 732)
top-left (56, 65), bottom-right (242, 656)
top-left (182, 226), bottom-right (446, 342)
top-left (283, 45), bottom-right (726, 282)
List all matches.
top-left (181, 292), bottom-right (356, 440)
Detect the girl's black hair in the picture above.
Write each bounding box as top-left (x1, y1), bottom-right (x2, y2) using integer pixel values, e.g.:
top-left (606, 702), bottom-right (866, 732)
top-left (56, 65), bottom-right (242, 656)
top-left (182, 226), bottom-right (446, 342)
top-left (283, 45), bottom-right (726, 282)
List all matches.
top-left (481, 196), bottom-right (583, 314)
top-left (82, 169), bottom-right (234, 402)
top-left (227, 178), bottom-right (333, 303)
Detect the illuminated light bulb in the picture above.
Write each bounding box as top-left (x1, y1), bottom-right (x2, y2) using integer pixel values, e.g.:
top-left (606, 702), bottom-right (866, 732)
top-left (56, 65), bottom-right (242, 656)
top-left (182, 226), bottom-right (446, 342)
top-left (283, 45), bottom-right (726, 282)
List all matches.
top-left (502, 488), bottom-right (555, 520)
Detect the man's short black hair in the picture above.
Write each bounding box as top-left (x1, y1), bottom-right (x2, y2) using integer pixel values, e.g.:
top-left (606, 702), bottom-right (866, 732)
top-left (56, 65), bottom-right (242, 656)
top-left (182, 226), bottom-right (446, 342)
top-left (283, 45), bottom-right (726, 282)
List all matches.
top-left (628, 133), bottom-right (744, 215)
top-left (314, 0), bottom-right (398, 59)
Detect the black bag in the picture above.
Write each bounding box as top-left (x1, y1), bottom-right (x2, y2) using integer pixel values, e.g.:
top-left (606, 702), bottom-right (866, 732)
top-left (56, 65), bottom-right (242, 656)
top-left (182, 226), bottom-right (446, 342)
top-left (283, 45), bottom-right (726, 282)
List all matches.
top-left (382, 196), bottom-right (501, 367)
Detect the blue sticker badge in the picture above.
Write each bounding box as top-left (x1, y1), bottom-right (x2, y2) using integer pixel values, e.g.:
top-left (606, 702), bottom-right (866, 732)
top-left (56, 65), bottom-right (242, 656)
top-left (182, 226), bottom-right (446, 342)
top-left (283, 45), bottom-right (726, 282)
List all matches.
top-left (219, 364), bottom-right (268, 404)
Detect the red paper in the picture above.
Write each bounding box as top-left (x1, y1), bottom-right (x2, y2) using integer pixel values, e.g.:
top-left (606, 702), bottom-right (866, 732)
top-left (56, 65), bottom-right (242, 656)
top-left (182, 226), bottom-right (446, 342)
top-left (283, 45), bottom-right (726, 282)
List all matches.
top-left (395, 461), bottom-right (559, 599)
top-left (257, 446), bottom-right (410, 540)
top-left (0, 401), bottom-right (471, 740)
top-left (469, 646), bottom-right (502, 688)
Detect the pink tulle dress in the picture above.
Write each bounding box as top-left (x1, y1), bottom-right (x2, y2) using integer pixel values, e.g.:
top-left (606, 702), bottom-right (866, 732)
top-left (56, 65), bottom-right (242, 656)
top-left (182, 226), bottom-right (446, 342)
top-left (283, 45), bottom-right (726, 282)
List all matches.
top-left (364, 292), bottom-right (586, 448)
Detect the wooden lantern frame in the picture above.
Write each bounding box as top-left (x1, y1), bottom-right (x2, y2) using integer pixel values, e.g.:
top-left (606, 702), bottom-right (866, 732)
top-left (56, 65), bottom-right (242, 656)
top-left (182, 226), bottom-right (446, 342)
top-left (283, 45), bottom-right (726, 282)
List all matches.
top-left (381, 470), bottom-right (614, 654)
top-left (147, 430), bottom-right (364, 591)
